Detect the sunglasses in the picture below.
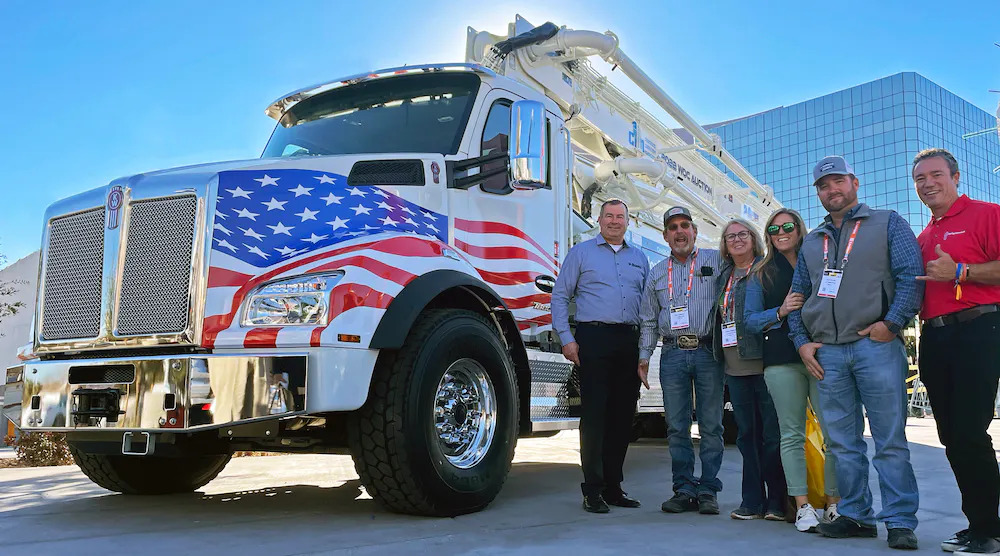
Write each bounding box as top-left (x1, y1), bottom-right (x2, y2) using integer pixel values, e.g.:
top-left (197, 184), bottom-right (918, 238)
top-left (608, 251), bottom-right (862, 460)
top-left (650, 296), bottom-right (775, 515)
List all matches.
top-left (766, 222), bottom-right (797, 235)
top-left (667, 220), bottom-right (692, 231)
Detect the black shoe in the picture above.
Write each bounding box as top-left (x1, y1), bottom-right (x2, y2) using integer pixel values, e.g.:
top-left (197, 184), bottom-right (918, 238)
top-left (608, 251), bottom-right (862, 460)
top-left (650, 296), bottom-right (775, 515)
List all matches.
top-left (956, 534), bottom-right (1000, 554)
top-left (942, 529), bottom-right (972, 552)
top-left (816, 515), bottom-right (878, 539)
top-left (583, 494), bottom-right (610, 514)
top-left (887, 528), bottom-right (918, 550)
top-left (604, 492), bottom-right (641, 508)
top-left (698, 493), bottom-right (720, 515)
top-left (661, 492), bottom-right (698, 513)
top-left (730, 507), bottom-right (761, 520)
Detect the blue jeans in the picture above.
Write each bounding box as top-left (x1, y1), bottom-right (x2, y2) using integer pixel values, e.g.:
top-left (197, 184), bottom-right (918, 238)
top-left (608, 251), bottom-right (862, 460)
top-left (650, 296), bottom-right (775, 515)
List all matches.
top-left (727, 373), bottom-right (787, 514)
top-left (660, 345), bottom-right (725, 496)
top-left (815, 337), bottom-right (919, 530)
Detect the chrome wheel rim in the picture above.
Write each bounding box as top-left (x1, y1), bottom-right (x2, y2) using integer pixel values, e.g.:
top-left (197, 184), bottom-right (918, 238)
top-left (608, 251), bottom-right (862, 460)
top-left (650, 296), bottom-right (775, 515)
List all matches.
top-left (433, 358), bottom-right (497, 469)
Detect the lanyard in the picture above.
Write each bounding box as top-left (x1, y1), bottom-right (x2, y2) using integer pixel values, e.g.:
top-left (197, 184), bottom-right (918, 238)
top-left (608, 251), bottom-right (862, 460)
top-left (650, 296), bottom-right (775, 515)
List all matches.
top-left (722, 272), bottom-right (736, 321)
top-left (822, 220), bottom-right (861, 270)
top-left (722, 267), bottom-right (749, 321)
top-left (667, 250), bottom-right (698, 303)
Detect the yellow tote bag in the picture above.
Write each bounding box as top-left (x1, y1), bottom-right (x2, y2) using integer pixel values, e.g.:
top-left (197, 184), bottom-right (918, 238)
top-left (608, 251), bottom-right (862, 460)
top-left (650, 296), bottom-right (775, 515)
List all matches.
top-left (804, 404), bottom-right (826, 509)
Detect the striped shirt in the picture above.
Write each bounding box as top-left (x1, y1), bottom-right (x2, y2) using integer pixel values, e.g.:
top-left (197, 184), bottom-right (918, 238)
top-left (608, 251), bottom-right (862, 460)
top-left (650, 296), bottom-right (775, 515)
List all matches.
top-left (639, 248), bottom-right (723, 359)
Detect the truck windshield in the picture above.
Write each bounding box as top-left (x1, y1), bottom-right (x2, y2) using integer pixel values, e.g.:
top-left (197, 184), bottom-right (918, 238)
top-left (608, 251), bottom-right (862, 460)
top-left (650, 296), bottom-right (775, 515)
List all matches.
top-left (262, 72), bottom-right (481, 158)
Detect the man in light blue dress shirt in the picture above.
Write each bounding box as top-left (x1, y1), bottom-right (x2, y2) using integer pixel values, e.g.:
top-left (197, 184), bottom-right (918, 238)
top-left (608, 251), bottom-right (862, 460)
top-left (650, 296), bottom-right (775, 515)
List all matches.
top-left (552, 199), bottom-right (649, 514)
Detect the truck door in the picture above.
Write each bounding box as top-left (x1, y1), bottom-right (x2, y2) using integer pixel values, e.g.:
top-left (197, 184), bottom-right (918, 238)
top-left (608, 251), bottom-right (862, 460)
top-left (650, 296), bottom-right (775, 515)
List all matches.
top-left (449, 90), bottom-right (560, 339)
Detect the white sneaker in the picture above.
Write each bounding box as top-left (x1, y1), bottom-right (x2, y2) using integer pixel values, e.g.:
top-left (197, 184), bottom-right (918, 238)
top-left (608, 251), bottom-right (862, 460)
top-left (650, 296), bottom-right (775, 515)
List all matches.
top-left (824, 503), bottom-right (840, 523)
top-left (795, 503), bottom-right (821, 533)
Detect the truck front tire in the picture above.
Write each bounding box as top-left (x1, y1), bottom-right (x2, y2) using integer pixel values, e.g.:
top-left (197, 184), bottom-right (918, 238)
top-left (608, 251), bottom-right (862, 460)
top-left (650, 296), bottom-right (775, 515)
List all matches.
top-left (348, 309), bottom-right (519, 516)
top-left (69, 444), bottom-right (231, 495)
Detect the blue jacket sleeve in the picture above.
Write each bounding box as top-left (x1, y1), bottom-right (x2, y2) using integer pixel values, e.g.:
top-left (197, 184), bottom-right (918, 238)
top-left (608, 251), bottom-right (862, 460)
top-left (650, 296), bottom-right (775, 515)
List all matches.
top-left (883, 212), bottom-right (925, 332)
top-left (743, 273), bottom-right (782, 334)
top-left (551, 245), bottom-right (581, 345)
top-left (788, 250), bottom-right (813, 349)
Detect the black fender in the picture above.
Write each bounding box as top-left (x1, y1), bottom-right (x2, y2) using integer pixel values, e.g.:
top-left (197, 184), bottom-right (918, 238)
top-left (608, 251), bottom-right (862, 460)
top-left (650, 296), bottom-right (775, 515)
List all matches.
top-left (369, 269), bottom-right (533, 434)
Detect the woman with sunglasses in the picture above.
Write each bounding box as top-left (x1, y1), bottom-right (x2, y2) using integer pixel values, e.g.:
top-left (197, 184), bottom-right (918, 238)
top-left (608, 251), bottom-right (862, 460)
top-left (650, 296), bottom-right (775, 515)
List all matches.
top-left (744, 208), bottom-right (840, 533)
top-left (714, 218), bottom-right (787, 522)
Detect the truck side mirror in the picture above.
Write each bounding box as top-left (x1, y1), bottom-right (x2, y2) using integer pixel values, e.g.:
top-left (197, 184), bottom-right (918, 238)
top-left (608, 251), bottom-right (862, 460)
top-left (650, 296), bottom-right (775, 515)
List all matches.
top-left (508, 100), bottom-right (548, 190)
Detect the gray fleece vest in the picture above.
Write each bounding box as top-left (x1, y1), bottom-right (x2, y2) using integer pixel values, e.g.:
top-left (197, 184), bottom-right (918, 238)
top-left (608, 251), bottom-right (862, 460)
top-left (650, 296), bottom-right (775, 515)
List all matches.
top-left (799, 204), bottom-right (895, 345)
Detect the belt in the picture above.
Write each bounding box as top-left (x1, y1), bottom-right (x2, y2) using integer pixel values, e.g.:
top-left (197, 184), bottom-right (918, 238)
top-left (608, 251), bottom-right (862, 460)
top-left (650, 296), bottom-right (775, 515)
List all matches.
top-left (925, 304), bottom-right (999, 328)
top-left (577, 321), bottom-right (639, 332)
top-left (663, 334), bottom-right (712, 350)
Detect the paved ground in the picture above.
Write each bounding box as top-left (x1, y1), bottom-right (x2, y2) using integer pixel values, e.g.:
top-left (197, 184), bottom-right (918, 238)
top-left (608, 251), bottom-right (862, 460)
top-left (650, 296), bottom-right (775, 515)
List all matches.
top-left (0, 417), bottom-right (993, 555)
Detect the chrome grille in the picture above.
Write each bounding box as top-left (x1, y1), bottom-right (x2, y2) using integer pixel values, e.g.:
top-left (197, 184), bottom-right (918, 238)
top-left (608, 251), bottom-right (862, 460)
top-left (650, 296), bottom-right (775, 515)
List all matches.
top-left (117, 196), bottom-right (197, 336)
top-left (41, 208), bottom-right (106, 340)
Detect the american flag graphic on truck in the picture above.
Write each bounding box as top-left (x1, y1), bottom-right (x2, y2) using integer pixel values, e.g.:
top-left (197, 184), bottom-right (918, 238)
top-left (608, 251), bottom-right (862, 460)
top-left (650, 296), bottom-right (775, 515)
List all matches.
top-left (204, 169), bottom-right (554, 349)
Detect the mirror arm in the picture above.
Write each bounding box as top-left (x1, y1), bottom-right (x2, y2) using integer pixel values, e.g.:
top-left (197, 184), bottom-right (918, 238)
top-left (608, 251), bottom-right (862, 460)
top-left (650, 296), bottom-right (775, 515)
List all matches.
top-left (450, 150), bottom-right (508, 172)
top-left (447, 155), bottom-right (510, 190)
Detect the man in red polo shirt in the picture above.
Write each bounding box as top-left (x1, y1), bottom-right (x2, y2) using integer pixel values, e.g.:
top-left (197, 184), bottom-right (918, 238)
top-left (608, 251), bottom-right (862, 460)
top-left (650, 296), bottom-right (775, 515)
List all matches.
top-left (913, 148), bottom-right (1000, 555)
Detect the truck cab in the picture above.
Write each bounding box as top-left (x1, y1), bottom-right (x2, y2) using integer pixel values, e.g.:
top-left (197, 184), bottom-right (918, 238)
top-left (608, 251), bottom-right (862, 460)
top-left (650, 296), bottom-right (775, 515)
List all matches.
top-left (4, 17), bottom-right (777, 517)
top-left (3, 63), bottom-right (586, 516)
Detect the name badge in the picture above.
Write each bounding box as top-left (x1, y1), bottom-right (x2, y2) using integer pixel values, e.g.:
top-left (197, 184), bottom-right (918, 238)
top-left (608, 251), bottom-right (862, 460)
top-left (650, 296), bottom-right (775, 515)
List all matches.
top-left (721, 321), bottom-right (737, 347)
top-left (670, 306), bottom-right (690, 330)
top-left (817, 269), bottom-right (844, 299)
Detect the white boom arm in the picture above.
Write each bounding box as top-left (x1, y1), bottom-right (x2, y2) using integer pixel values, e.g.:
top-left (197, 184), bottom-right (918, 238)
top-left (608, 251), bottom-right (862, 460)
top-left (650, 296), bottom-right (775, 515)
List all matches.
top-left (467, 16), bottom-right (779, 234)
top-left (530, 33), bottom-right (771, 203)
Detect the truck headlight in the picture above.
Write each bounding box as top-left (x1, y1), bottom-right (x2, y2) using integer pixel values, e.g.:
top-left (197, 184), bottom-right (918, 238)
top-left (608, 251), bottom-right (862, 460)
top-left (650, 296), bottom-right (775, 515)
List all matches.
top-left (242, 272), bottom-right (343, 326)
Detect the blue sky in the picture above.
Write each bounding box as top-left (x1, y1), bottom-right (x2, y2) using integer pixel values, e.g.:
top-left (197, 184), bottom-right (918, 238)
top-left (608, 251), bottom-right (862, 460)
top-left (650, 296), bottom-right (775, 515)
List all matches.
top-left (1, 0), bottom-right (997, 264)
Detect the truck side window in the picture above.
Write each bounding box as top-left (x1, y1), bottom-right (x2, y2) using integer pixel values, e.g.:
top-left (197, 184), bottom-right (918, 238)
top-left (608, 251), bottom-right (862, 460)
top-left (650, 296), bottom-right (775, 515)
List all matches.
top-left (480, 100), bottom-right (512, 194)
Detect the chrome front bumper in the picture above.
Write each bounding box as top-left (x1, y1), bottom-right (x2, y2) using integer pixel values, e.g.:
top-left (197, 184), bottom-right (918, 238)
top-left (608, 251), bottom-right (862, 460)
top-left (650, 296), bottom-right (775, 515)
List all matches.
top-left (3, 354), bottom-right (306, 432)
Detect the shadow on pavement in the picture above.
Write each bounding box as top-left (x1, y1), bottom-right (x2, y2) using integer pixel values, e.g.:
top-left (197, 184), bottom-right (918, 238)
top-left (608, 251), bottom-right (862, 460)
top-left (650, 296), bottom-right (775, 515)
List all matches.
top-left (0, 422), bottom-right (986, 554)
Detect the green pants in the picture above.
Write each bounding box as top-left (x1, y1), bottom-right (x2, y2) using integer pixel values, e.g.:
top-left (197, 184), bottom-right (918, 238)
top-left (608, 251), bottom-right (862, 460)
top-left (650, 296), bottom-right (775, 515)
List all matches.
top-left (763, 363), bottom-right (839, 497)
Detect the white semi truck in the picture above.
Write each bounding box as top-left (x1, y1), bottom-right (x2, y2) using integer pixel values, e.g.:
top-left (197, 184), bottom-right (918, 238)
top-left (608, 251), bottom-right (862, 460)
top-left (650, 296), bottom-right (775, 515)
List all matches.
top-left (3, 16), bottom-right (778, 516)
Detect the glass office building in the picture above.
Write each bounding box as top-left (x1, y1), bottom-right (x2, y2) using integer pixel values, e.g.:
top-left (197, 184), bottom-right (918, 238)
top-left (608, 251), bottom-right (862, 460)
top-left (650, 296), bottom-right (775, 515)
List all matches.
top-left (707, 72), bottom-right (1000, 233)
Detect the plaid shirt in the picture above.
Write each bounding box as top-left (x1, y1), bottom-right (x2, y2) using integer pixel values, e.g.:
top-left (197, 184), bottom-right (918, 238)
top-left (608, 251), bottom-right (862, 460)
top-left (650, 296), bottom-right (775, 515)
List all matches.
top-left (789, 205), bottom-right (924, 349)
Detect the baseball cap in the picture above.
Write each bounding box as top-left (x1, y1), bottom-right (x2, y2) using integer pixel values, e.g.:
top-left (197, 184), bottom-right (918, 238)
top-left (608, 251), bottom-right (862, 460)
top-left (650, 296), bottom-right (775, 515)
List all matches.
top-left (663, 206), bottom-right (692, 226)
top-left (812, 155), bottom-right (854, 185)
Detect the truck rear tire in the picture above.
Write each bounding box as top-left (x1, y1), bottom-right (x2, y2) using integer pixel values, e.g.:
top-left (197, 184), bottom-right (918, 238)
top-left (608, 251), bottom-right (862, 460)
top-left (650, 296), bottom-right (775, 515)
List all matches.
top-left (68, 444), bottom-right (231, 495)
top-left (348, 309), bottom-right (519, 516)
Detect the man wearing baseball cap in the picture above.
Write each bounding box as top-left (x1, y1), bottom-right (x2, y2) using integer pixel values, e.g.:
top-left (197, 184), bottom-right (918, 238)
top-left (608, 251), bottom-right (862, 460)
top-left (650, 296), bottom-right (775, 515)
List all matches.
top-left (787, 156), bottom-right (924, 549)
top-left (639, 205), bottom-right (725, 515)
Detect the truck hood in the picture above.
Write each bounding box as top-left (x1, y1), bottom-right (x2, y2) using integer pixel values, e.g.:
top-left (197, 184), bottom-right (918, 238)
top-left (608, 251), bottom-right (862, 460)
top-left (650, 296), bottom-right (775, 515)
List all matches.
top-left (35, 152), bottom-right (453, 354)
top-left (42, 154), bottom-right (447, 223)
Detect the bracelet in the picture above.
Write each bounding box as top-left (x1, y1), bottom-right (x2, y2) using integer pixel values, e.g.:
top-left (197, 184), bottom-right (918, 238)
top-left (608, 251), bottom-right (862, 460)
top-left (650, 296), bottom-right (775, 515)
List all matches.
top-left (954, 263), bottom-right (965, 301)
top-left (963, 264), bottom-right (971, 282)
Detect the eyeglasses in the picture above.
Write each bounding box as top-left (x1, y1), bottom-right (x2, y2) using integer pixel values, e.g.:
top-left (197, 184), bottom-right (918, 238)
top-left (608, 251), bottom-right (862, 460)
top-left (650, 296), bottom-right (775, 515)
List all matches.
top-left (766, 222), bottom-right (797, 235)
top-left (724, 230), bottom-right (751, 243)
top-left (667, 221), bottom-right (692, 231)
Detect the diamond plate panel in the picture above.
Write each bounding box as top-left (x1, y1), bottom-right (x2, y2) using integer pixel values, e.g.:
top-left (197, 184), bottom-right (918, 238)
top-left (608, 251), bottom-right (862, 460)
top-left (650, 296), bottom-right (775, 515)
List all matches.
top-left (529, 359), bottom-right (576, 419)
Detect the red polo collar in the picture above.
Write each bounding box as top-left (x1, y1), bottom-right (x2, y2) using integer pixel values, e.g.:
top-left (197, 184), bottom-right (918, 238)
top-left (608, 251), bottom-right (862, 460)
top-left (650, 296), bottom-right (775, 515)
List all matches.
top-left (932, 194), bottom-right (971, 223)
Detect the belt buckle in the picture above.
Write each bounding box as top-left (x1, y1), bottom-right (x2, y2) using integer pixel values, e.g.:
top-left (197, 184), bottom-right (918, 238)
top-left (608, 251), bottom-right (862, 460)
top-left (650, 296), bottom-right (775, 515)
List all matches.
top-left (677, 334), bottom-right (699, 350)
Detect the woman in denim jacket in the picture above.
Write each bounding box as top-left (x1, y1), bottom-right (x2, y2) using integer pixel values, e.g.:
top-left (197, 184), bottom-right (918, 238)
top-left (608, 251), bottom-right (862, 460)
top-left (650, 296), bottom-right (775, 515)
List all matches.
top-left (715, 217), bottom-right (787, 521)
top-left (744, 208), bottom-right (840, 533)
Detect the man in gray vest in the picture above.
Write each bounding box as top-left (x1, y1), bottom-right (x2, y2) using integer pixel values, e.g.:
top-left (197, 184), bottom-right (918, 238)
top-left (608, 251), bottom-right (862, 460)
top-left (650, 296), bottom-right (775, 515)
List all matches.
top-left (788, 156), bottom-right (924, 550)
